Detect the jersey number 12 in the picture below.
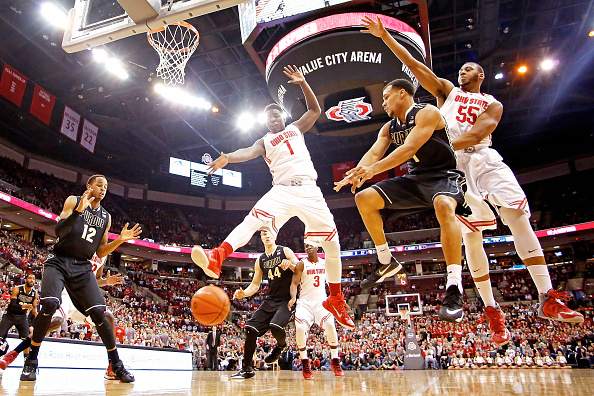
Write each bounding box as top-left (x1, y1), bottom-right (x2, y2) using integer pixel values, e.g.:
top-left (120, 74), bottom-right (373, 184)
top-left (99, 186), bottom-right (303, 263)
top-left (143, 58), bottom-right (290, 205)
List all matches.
top-left (81, 224), bottom-right (96, 243)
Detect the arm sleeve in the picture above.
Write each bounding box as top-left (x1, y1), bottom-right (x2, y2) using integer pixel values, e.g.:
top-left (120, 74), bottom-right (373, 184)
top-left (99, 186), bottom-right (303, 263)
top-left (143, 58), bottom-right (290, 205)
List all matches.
top-left (55, 210), bottom-right (81, 238)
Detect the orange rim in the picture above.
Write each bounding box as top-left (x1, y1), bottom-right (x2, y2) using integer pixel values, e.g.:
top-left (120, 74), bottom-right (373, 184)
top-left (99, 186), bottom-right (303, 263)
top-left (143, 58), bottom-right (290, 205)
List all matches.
top-left (147, 21), bottom-right (200, 54)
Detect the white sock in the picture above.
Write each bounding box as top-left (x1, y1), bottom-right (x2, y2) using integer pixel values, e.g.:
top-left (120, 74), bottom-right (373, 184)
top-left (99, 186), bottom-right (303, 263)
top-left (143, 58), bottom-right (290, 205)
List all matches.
top-left (300, 350), bottom-right (308, 360)
top-left (330, 348), bottom-right (339, 359)
top-left (475, 279), bottom-right (497, 307)
top-left (446, 264), bottom-right (463, 294)
top-left (375, 243), bottom-right (391, 265)
top-left (527, 265), bottom-right (553, 294)
top-left (321, 240), bottom-right (342, 284)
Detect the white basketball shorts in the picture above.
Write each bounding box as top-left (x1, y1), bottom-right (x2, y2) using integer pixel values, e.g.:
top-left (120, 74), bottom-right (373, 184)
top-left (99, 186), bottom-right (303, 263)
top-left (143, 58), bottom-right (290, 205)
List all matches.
top-left (456, 147), bottom-right (530, 233)
top-left (295, 298), bottom-right (334, 328)
top-left (250, 184), bottom-right (338, 246)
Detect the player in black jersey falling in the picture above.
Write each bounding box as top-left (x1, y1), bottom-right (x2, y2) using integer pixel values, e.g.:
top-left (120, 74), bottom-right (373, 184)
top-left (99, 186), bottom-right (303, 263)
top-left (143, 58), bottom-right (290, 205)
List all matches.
top-left (0, 274), bottom-right (38, 357)
top-left (335, 79), bottom-right (471, 322)
top-left (13, 175), bottom-right (141, 382)
top-left (231, 230), bottom-right (302, 379)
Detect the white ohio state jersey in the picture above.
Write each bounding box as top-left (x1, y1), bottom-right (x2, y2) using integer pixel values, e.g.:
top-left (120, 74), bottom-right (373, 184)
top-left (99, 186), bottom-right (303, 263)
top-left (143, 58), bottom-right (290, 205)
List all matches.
top-left (262, 124), bottom-right (318, 185)
top-left (440, 87), bottom-right (498, 146)
top-left (299, 258), bottom-right (327, 300)
top-left (90, 254), bottom-right (106, 276)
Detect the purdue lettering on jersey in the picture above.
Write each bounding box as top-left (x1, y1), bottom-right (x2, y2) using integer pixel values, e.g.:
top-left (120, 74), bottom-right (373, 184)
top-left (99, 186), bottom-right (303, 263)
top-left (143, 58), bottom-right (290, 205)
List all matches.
top-left (389, 103), bottom-right (457, 175)
top-left (300, 258), bottom-right (327, 300)
top-left (263, 124), bottom-right (318, 185)
top-left (54, 196), bottom-right (110, 261)
top-left (440, 87), bottom-right (497, 146)
top-left (258, 246), bottom-right (293, 301)
top-left (8, 285), bottom-right (36, 315)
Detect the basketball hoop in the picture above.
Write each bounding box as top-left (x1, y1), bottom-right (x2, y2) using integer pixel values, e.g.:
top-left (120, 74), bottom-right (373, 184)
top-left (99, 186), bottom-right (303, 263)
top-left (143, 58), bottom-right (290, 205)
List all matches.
top-left (147, 21), bottom-right (199, 85)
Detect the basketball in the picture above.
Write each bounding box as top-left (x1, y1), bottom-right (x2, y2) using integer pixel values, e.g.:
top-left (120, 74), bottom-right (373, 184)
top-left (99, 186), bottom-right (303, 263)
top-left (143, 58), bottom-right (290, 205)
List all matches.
top-left (190, 285), bottom-right (230, 326)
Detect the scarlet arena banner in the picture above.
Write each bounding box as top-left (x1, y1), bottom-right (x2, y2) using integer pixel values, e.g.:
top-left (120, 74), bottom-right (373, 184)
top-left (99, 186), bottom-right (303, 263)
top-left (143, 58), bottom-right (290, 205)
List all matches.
top-left (30, 84), bottom-right (56, 125)
top-left (0, 64), bottom-right (27, 107)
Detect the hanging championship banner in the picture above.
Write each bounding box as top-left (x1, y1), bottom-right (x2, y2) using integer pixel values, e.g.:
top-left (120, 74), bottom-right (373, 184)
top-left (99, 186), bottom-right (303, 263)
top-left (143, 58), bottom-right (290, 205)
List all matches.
top-left (80, 119), bottom-right (98, 153)
top-left (0, 64), bottom-right (27, 107)
top-left (60, 106), bottom-right (81, 141)
top-left (30, 84), bottom-right (56, 125)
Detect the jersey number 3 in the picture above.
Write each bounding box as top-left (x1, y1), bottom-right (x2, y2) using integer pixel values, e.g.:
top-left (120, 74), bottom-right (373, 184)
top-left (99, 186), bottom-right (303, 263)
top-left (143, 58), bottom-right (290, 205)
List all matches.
top-left (81, 224), bottom-right (96, 243)
top-left (456, 105), bottom-right (480, 125)
top-left (313, 275), bottom-right (320, 287)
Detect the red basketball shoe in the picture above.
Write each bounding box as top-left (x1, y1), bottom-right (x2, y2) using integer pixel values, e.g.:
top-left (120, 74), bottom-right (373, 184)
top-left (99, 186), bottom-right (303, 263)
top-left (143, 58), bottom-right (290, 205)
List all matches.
top-left (104, 363), bottom-right (116, 380)
top-left (482, 305), bottom-right (511, 346)
top-left (191, 243), bottom-right (231, 279)
top-left (302, 359), bottom-right (313, 380)
top-left (0, 351), bottom-right (18, 370)
top-left (538, 289), bottom-right (584, 323)
top-left (331, 358), bottom-right (344, 377)
top-left (322, 294), bottom-right (355, 330)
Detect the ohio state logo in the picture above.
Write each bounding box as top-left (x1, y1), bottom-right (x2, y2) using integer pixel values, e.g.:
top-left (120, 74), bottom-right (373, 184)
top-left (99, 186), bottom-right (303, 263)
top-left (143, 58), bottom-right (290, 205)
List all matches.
top-left (202, 153), bottom-right (213, 164)
top-left (326, 97), bottom-right (372, 123)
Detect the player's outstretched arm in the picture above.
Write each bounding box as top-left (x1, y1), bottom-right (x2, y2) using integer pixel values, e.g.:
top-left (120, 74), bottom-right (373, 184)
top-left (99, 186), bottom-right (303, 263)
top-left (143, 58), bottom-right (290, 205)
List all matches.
top-left (281, 247), bottom-right (301, 272)
top-left (289, 260), bottom-right (304, 310)
top-left (96, 218), bottom-right (142, 258)
top-left (235, 259), bottom-right (263, 299)
top-left (334, 121), bottom-right (391, 193)
top-left (361, 16), bottom-right (454, 104)
top-left (451, 101), bottom-right (503, 151)
top-left (284, 65), bottom-right (321, 133)
top-left (207, 139), bottom-right (265, 175)
top-left (337, 106), bottom-right (439, 192)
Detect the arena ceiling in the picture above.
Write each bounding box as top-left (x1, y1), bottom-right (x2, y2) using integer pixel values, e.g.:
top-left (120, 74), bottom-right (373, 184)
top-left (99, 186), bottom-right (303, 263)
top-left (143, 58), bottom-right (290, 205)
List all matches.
top-left (0, 0), bottom-right (592, 196)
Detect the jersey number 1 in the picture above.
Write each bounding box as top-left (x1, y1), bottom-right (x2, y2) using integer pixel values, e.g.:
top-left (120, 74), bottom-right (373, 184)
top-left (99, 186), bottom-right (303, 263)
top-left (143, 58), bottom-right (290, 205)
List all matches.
top-left (82, 224), bottom-right (96, 243)
top-left (283, 140), bottom-right (294, 155)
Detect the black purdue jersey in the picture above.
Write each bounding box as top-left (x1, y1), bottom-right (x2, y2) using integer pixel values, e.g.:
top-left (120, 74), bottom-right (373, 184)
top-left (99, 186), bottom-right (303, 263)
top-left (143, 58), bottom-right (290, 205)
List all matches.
top-left (54, 196), bottom-right (110, 260)
top-left (7, 285), bottom-right (36, 315)
top-left (389, 103), bottom-right (457, 175)
top-left (258, 246), bottom-right (293, 301)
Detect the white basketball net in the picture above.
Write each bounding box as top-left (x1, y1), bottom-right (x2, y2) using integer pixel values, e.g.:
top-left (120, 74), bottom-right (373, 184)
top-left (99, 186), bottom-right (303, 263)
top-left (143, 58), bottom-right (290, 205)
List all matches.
top-left (148, 22), bottom-right (199, 86)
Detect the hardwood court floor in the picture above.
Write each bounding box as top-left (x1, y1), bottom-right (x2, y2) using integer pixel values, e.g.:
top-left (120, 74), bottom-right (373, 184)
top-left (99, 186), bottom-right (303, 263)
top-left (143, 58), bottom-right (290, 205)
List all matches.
top-left (0, 368), bottom-right (592, 396)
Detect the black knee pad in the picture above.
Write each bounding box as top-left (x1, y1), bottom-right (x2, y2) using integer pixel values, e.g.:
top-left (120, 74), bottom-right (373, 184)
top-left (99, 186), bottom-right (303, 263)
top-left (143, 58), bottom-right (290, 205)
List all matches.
top-left (39, 298), bottom-right (60, 315)
top-left (87, 306), bottom-right (107, 325)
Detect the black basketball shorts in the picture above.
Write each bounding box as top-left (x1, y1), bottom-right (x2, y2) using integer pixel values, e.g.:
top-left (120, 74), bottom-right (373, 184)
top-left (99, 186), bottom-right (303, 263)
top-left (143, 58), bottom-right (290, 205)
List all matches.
top-left (0, 312), bottom-right (30, 339)
top-left (371, 169), bottom-right (472, 219)
top-left (40, 253), bottom-right (105, 315)
top-left (245, 299), bottom-right (294, 335)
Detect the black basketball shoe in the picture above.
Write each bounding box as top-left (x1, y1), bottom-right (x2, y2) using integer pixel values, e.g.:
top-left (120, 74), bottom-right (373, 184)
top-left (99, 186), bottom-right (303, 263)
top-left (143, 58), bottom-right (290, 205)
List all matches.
top-left (361, 257), bottom-right (402, 289)
top-left (264, 344), bottom-right (286, 364)
top-left (20, 359), bottom-right (38, 381)
top-left (231, 367), bottom-right (255, 379)
top-left (112, 360), bottom-right (135, 383)
top-left (438, 285), bottom-right (464, 323)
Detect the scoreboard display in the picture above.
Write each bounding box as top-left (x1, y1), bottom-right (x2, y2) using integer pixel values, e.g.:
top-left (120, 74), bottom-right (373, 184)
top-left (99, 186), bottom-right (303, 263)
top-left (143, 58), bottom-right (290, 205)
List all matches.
top-left (169, 156), bottom-right (242, 189)
top-left (396, 273), bottom-right (408, 286)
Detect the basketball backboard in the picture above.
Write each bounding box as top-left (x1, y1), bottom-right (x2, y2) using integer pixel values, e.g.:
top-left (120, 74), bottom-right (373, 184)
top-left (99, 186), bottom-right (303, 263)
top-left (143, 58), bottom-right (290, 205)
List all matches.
top-left (385, 293), bottom-right (423, 317)
top-left (62, 0), bottom-right (245, 53)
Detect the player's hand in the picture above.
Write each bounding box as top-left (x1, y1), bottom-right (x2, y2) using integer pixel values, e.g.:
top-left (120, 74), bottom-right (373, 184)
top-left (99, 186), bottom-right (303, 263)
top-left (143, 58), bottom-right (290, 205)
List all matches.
top-left (361, 15), bottom-right (387, 38)
top-left (119, 223), bottom-right (142, 242)
top-left (21, 303), bottom-right (33, 310)
top-left (288, 298), bottom-right (296, 310)
top-left (76, 188), bottom-right (95, 212)
top-left (207, 153), bottom-right (229, 175)
top-left (233, 289), bottom-right (245, 300)
top-left (105, 270), bottom-right (125, 286)
top-left (334, 165), bottom-right (374, 193)
top-left (280, 259), bottom-right (294, 271)
top-left (283, 65), bottom-right (305, 85)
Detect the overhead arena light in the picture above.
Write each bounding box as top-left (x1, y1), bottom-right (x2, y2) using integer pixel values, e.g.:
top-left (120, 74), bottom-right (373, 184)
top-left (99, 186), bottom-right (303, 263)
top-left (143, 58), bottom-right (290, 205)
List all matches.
top-left (237, 113), bottom-right (256, 129)
top-left (92, 48), bottom-right (108, 63)
top-left (105, 58), bottom-right (129, 80)
top-left (154, 83), bottom-right (211, 110)
top-left (40, 2), bottom-right (67, 29)
top-left (494, 72), bottom-right (504, 80)
top-left (540, 59), bottom-right (557, 71)
top-left (517, 65), bottom-right (528, 74)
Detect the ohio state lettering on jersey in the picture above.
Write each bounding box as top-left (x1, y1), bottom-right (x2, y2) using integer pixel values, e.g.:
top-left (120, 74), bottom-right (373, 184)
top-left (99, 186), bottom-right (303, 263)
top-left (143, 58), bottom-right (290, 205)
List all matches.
top-left (440, 87), bottom-right (498, 146)
top-left (262, 124), bottom-right (318, 185)
top-left (299, 258), bottom-right (327, 300)
top-left (258, 246), bottom-right (293, 301)
top-left (90, 254), bottom-right (107, 276)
